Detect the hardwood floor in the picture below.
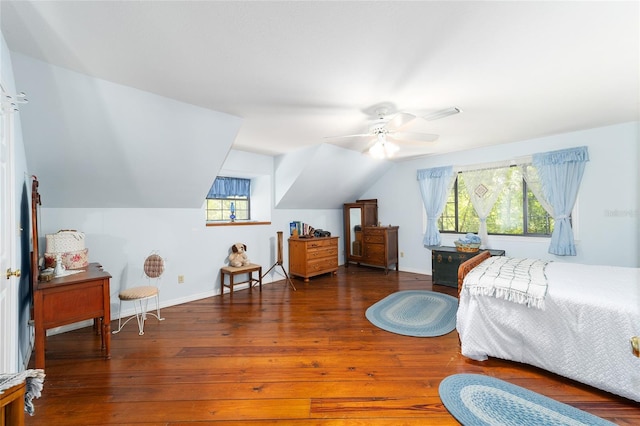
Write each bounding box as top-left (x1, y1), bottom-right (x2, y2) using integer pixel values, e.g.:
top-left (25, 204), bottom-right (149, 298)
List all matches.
top-left (27, 266), bottom-right (639, 425)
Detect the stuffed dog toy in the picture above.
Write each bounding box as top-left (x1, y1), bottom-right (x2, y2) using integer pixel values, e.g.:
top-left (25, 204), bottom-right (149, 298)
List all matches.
top-left (228, 243), bottom-right (250, 267)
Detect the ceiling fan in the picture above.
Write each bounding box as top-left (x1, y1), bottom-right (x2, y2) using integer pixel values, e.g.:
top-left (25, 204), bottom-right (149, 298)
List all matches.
top-left (326, 105), bottom-right (461, 158)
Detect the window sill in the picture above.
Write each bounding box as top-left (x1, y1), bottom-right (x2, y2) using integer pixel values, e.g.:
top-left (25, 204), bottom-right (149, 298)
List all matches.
top-left (206, 221), bottom-right (271, 227)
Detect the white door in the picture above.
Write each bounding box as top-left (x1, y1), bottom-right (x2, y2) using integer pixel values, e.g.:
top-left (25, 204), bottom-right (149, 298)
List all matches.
top-left (0, 82), bottom-right (18, 373)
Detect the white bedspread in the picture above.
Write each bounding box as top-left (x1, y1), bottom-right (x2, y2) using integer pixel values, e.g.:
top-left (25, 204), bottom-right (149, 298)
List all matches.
top-left (457, 260), bottom-right (640, 402)
top-left (463, 256), bottom-right (550, 309)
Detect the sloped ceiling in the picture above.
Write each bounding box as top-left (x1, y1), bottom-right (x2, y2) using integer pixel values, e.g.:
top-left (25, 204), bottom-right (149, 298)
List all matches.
top-left (13, 53), bottom-right (241, 208)
top-left (274, 144), bottom-right (392, 209)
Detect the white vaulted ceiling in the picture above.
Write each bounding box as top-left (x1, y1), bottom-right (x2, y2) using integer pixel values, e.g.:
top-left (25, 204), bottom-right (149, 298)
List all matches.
top-left (1, 1), bottom-right (638, 207)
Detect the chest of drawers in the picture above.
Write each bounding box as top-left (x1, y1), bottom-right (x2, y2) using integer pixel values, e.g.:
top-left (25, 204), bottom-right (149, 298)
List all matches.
top-left (360, 226), bottom-right (399, 273)
top-left (288, 237), bottom-right (339, 282)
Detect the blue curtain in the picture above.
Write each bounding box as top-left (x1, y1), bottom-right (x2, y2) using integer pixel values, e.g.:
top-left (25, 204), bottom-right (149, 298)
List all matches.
top-left (533, 146), bottom-right (589, 256)
top-left (207, 177), bottom-right (250, 198)
top-left (417, 166), bottom-right (455, 247)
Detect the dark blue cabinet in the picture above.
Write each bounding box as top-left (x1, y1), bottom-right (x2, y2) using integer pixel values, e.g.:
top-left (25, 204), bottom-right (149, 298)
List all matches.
top-left (431, 246), bottom-right (505, 287)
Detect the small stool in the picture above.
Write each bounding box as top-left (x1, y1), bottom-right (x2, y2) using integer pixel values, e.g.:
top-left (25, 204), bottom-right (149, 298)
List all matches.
top-left (220, 263), bottom-right (262, 296)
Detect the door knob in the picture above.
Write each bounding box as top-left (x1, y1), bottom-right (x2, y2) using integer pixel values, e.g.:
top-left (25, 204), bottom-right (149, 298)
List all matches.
top-left (6, 268), bottom-right (21, 279)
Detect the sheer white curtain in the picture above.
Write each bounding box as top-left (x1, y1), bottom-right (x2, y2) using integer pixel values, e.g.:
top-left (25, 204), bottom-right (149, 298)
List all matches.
top-left (459, 167), bottom-right (509, 248)
top-left (518, 163), bottom-right (554, 216)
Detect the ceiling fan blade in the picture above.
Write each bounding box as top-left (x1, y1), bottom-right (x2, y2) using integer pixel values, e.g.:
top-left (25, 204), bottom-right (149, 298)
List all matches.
top-left (384, 112), bottom-right (417, 132)
top-left (323, 133), bottom-right (372, 140)
top-left (422, 107), bottom-right (461, 121)
top-left (388, 132), bottom-right (439, 143)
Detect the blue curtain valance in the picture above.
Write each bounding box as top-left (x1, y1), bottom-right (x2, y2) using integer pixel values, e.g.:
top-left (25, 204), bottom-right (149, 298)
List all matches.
top-left (532, 146), bottom-right (589, 166)
top-left (417, 166), bottom-right (454, 180)
top-left (207, 177), bottom-right (250, 198)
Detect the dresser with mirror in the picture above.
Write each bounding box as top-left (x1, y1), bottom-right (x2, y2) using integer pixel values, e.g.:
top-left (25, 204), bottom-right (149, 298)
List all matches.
top-left (343, 199), bottom-right (399, 274)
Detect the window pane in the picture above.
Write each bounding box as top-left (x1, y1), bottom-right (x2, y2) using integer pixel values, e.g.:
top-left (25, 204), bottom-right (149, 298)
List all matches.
top-left (527, 190), bottom-right (554, 234)
top-left (438, 190), bottom-right (457, 231)
top-left (234, 199), bottom-right (249, 220)
top-left (456, 177), bottom-right (479, 233)
top-left (207, 210), bottom-right (223, 221)
top-left (486, 168), bottom-right (523, 235)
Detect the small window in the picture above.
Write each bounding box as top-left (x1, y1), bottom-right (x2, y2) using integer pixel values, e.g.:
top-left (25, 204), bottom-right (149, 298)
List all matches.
top-left (206, 177), bottom-right (250, 222)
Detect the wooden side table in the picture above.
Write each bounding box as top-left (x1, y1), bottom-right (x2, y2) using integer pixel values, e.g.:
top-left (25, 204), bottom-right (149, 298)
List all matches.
top-left (220, 264), bottom-right (262, 296)
top-left (0, 382), bottom-right (25, 426)
top-left (33, 263), bottom-right (111, 369)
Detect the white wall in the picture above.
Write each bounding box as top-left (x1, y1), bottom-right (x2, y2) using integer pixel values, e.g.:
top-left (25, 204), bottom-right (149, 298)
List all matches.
top-left (40, 150), bottom-right (345, 324)
top-left (363, 122), bottom-right (640, 273)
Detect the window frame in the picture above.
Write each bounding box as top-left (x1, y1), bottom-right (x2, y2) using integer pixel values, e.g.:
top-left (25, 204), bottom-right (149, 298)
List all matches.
top-left (439, 168), bottom-right (557, 237)
top-left (206, 176), bottom-right (251, 223)
top-left (206, 196), bottom-right (251, 222)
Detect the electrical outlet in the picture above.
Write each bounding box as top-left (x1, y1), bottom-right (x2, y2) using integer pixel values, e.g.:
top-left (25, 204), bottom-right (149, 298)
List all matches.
top-left (178, 275), bottom-right (185, 284)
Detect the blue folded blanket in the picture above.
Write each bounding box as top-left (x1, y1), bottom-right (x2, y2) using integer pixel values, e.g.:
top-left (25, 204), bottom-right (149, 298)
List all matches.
top-left (457, 233), bottom-right (481, 244)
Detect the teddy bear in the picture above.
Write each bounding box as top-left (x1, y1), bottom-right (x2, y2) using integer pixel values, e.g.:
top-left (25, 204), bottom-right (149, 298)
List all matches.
top-left (228, 242), bottom-right (250, 267)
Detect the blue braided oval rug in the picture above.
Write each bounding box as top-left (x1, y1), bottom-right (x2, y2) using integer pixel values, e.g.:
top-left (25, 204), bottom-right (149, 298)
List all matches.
top-left (439, 374), bottom-right (616, 426)
top-left (365, 290), bottom-right (457, 337)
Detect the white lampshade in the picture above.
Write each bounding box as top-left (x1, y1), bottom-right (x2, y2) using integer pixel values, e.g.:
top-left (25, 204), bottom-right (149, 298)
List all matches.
top-left (369, 141), bottom-right (385, 158)
top-left (368, 133), bottom-right (399, 159)
top-left (384, 141), bottom-right (399, 157)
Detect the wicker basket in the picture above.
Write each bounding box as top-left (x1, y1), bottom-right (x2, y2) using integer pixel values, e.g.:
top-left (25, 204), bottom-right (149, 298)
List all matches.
top-left (454, 241), bottom-right (480, 253)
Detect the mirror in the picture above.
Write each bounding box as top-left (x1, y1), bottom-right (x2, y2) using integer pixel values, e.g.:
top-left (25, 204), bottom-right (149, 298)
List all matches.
top-left (348, 207), bottom-right (362, 257)
top-left (344, 199), bottom-right (379, 266)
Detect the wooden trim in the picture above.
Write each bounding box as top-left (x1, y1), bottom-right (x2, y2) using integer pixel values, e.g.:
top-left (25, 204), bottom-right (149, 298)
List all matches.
top-left (457, 250), bottom-right (491, 296)
top-left (206, 221), bottom-right (271, 227)
top-left (0, 382), bottom-right (25, 426)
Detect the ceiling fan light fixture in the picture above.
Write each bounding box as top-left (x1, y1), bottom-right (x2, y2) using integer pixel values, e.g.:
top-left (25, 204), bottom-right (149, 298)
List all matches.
top-left (368, 134), bottom-right (399, 159)
top-left (327, 104), bottom-right (456, 157)
top-left (369, 141), bottom-right (386, 159)
top-left (384, 141), bottom-right (399, 157)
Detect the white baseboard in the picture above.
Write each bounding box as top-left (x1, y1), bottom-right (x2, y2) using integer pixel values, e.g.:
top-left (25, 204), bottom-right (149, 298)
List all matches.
top-left (45, 281), bottom-right (276, 336)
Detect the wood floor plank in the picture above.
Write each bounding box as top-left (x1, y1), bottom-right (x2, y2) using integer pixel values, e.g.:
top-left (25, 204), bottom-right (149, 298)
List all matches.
top-left (26, 266), bottom-right (639, 425)
top-left (309, 395), bottom-right (447, 418)
top-left (29, 398), bottom-right (312, 424)
top-left (35, 380), bottom-right (441, 403)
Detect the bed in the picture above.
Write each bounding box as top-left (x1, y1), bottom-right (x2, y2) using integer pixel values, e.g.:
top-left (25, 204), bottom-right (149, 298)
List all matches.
top-left (456, 251), bottom-right (640, 403)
